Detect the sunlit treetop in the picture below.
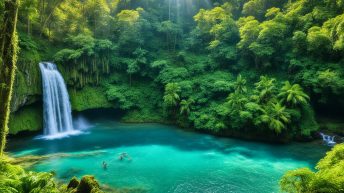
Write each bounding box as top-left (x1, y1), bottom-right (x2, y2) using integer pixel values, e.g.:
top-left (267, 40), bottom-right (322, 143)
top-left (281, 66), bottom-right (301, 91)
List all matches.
top-left (116, 8), bottom-right (143, 25)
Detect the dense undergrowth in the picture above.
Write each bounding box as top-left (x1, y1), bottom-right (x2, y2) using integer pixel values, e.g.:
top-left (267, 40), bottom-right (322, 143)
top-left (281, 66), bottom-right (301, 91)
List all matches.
top-left (0, 156), bottom-right (103, 193)
top-left (280, 144), bottom-right (344, 193)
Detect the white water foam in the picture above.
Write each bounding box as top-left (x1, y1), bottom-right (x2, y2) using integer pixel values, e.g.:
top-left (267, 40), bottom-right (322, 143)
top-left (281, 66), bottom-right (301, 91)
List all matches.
top-left (39, 62), bottom-right (77, 139)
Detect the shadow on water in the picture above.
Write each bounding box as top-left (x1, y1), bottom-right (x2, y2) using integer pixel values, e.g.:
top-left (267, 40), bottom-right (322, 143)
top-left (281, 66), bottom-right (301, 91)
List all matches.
top-left (7, 109), bottom-right (329, 165)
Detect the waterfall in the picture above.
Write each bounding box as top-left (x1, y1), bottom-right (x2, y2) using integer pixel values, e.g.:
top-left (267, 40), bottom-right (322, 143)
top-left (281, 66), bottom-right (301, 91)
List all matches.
top-left (39, 62), bottom-right (75, 137)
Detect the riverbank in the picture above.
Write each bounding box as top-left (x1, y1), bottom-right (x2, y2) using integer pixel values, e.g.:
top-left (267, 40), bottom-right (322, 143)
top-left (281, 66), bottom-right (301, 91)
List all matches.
top-left (9, 106), bottom-right (344, 145)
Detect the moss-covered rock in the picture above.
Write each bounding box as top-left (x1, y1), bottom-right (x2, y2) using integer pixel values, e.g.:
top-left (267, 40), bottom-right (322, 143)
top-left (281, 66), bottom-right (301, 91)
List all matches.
top-left (11, 65), bottom-right (42, 112)
top-left (68, 176), bottom-right (80, 190)
top-left (70, 86), bottom-right (113, 112)
top-left (76, 175), bottom-right (102, 193)
top-left (8, 104), bottom-right (42, 134)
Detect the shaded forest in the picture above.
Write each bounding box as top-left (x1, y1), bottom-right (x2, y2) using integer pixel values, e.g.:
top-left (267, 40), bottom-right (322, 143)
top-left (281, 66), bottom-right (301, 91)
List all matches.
top-left (2, 0), bottom-right (343, 142)
top-left (0, 0), bottom-right (344, 193)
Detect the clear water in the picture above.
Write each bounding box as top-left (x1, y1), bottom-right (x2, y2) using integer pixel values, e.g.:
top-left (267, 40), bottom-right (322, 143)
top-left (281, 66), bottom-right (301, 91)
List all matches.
top-left (7, 117), bottom-right (328, 193)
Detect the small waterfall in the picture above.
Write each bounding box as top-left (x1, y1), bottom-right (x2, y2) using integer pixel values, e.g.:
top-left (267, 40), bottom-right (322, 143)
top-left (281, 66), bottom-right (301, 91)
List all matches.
top-left (320, 132), bottom-right (336, 146)
top-left (39, 62), bottom-right (75, 137)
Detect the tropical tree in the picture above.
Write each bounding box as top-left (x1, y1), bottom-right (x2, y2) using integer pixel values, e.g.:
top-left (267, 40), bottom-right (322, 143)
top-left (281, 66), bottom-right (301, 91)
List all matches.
top-left (237, 16), bottom-right (261, 51)
top-left (193, 4), bottom-right (239, 61)
top-left (226, 75), bottom-right (250, 125)
top-left (254, 76), bottom-right (277, 104)
top-left (226, 91), bottom-right (248, 112)
top-left (233, 74), bottom-right (247, 94)
top-left (19, 0), bottom-right (39, 35)
top-left (249, 19), bottom-right (287, 68)
top-left (126, 60), bottom-right (139, 86)
top-left (52, 0), bottom-right (89, 39)
top-left (307, 26), bottom-right (332, 56)
top-left (242, 0), bottom-right (266, 20)
top-left (115, 8), bottom-right (144, 54)
top-left (127, 48), bottom-right (148, 86)
top-left (260, 103), bottom-right (291, 133)
top-left (278, 81), bottom-right (309, 107)
top-left (157, 20), bottom-right (182, 51)
top-left (163, 83), bottom-right (181, 107)
top-left (84, 0), bottom-right (110, 37)
top-left (225, 91), bottom-right (251, 128)
top-left (180, 98), bottom-right (194, 115)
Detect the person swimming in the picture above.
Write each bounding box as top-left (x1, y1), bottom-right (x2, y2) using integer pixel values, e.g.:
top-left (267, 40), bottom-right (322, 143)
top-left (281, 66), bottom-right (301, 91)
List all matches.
top-left (102, 161), bottom-right (107, 170)
top-left (118, 152), bottom-right (131, 161)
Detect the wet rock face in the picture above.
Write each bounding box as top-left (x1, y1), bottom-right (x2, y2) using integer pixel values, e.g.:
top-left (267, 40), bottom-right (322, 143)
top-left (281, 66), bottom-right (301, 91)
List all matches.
top-left (11, 62), bottom-right (42, 113)
top-left (11, 94), bottom-right (41, 113)
top-left (8, 104), bottom-right (43, 134)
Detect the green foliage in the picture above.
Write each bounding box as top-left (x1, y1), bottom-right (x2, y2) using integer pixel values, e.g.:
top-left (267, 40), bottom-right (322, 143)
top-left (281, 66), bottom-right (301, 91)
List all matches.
top-left (194, 4), bottom-right (239, 61)
top-left (12, 0), bottom-right (344, 141)
top-left (0, 158), bottom-right (60, 193)
top-left (254, 76), bottom-right (277, 104)
top-left (218, 74), bottom-right (312, 135)
top-left (106, 82), bottom-right (162, 111)
top-left (180, 98), bottom-right (194, 115)
top-left (233, 74), bottom-right (247, 94)
top-left (237, 16), bottom-right (261, 51)
top-left (0, 158), bottom-right (104, 193)
top-left (121, 108), bottom-right (165, 123)
top-left (307, 26), bottom-right (332, 55)
top-left (190, 102), bottom-right (226, 132)
top-left (4, 10), bottom-right (344, 193)
top-left (116, 9), bottom-right (140, 24)
top-left (280, 144), bottom-right (344, 192)
top-left (70, 87), bottom-right (113, 111)
top-left (157, 20), bottom-right (182, 50)
top-left (260, 102), bottom-right (291, 133)
top-left (295, 60), bottom-right (344, 105)
top-left (163, 83), bottom-right (181, 107)
top-left (299, 104), bottom-right (318, 136)
top-left (54, 34), bottom-right (114, 88)
top-left (280, 168), bottom-right (314, 193)
top-left (279, 81), bottom-right (310, 107)
top-left (156, 67), bottom-right (189, 84)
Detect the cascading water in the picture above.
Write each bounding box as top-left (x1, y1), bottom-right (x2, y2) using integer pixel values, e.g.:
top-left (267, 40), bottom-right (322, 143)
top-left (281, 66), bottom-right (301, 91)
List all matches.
top-left (39, 62), bottom-right (75, 138)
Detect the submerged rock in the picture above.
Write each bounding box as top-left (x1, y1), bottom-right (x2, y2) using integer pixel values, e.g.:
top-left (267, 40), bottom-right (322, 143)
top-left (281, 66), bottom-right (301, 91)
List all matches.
top-left (10, 151), bottom-right (106, 168)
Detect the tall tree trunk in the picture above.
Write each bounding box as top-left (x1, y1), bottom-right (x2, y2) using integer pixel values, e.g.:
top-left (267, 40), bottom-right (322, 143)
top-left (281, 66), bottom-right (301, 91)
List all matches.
top-left (39, 0), bottom-right (61, 37)
top-left (27, 16), bottom-right (30, 35)
top-left (168, 0), bottom-right (171, 21)
top-left (0, 0), bottom-right (19, 156)
top-left (129, 74), bottom-right (132, 87)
